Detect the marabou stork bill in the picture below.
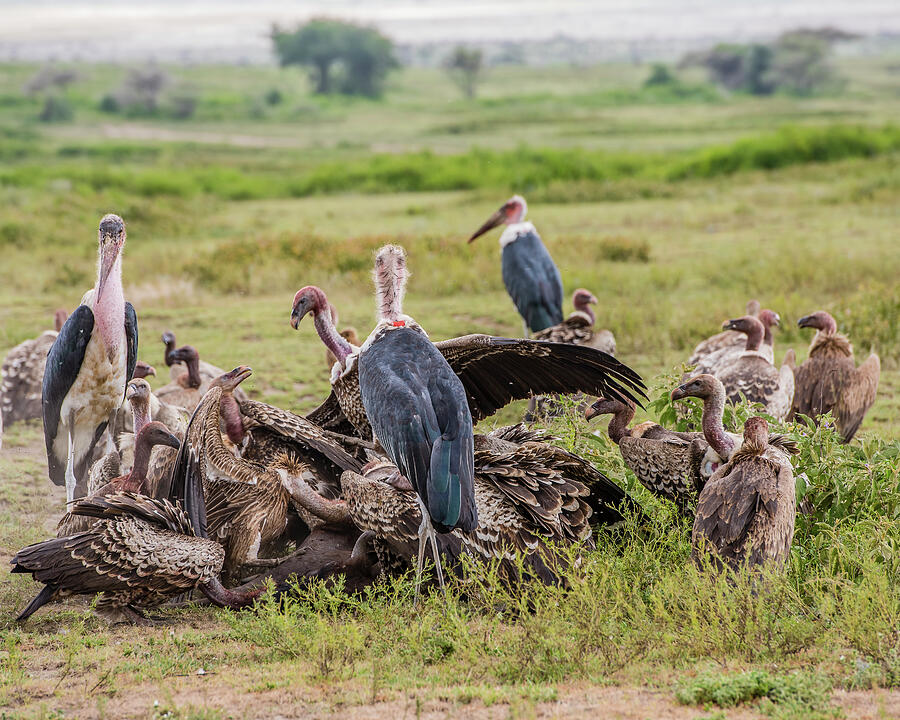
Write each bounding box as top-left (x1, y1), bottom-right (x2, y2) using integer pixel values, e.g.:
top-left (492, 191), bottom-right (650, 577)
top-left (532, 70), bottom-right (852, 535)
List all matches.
top-left (356, 245), bottom-right (476, 601)
top-left (42, 214), bottom-right (138, 503)
top-left (468, 195), bottom-right (563, 336)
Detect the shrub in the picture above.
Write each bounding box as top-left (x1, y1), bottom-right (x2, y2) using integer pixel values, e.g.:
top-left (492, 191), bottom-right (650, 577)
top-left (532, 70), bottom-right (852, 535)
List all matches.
top-left (38, 95), bottom-right (73, 123)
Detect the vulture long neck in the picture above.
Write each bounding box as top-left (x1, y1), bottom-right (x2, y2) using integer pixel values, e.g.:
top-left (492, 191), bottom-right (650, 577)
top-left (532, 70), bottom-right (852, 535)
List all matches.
top-left (742, 324), bottom-right (763, 352)
top-left (575, 300), bottom-right (596, 326)
top-left (182, 356), bottom-right (202, 389)
top-left (606, 404), bottom-right (635, 444)
top-left (164, 337), bottom-right (177, 366)
top-left (130, 396), bottom-right (151, 438)
top-left (127, 431), bottom-right (156, 493)
top-left (93, 255), bottom-right (125, 355)
top-left (763, 324), bottom-right (773, 348)
top-left (315, 304), bottom-right (353, 368)
top-left (220, 391), bottom-right (244, 444)
top-left (700, 388), bottom-right (734, 459)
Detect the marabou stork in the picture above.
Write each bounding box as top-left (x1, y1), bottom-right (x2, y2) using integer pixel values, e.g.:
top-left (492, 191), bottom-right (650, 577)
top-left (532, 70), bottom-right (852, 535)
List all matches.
top-left (356, 245), bottom-right (476, 600)
top-left (42, 214), bottom-right (138, 503)
top-left (468, 195), bottom-right (563, 336)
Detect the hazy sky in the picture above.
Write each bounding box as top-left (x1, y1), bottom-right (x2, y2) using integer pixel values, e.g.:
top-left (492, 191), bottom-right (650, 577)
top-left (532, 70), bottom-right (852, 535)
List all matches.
top-left (2, 0), bottom-right (898, 62)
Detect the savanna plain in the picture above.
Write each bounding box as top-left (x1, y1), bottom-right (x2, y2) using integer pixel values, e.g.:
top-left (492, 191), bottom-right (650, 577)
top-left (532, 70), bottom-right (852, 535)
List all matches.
top-left (0, 58), bottom-right (899, 719)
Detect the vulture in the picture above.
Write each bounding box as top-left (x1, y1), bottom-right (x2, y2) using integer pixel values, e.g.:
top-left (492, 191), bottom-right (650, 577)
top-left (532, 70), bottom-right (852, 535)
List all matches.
top-left (294, 289), bottom-right (645, 443)
top-left (355, 244), bottom-right (477, 600)
top-left (692, 417), bottom-right (798, 574)
top-left (154, 346), bottom-right (207, 412)
top-left (171, 369), bottom-right (362, 581)
top-left (467, 195), bottom-right (563, 336)
top-left (714, 316), bottom-right (794, 420)
top-left (0, 308), bottom-right (66, 427)
top-left (57, 421), bottom-right (181, 536)
top-left (339, 422), bottom-right (636, 587)
top-left (12, 478), bottom-right (262, 624)
top-left (532, 288), bottom-right (616, 355)
top-left (689, 299), bottom-right (760, 367)
top-left (87, 378), bottom-right (155, 493)
top-left (689, 309), bottom-right (781, 377)
top-left (42, 214), bottom-right (138, 503)
top-left (585, 397), bottom-right (710, 514)
top-left (162, 330), bottom-right (248, 403)
top-left (789, 310), bottom-right (880, 442)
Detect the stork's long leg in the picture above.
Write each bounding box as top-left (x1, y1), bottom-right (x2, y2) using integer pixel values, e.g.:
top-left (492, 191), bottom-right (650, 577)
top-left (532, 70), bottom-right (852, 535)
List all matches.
top-left (427, 522), bottom-right (446, 596)
top-left (64, 422), bottom-right (77, 504)
top-left (522, 318), bottom-right (531, 340)
top-left (414, 508), bottom-right (428, 606)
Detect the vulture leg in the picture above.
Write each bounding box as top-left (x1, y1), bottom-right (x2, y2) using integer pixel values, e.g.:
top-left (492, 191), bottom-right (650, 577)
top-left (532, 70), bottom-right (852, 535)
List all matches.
top-left (64, 418), bottom-right (77, 504)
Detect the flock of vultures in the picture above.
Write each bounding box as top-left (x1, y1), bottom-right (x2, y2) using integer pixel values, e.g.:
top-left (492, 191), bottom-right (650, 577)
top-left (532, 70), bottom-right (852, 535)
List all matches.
top-left (0, 196), bottom-right (881, 624)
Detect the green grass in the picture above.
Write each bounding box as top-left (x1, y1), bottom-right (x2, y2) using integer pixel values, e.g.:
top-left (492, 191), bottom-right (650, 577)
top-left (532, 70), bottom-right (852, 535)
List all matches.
top-left (1, 57), bottom-right (899, 718)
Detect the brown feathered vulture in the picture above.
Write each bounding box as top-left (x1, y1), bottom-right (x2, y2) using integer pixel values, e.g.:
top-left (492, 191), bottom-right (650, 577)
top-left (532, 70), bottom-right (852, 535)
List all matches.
top-left (691, 416), bottom-right (798, 574)
top-left (789, 311), bottom-right (879, 442)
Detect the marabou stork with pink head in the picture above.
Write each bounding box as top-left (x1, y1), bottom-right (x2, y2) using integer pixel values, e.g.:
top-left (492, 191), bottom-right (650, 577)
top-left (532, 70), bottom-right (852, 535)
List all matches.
top-left (42, 214), bottom-right (138, 503)
top-left (468, 195), bottom-right (563, 337)
top-left (356, 245), bottom-right (476, 600)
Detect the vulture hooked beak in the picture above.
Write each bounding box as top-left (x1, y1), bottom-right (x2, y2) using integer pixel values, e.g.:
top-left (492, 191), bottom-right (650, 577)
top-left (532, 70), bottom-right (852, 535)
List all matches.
top-left (670, 384), bottom-right (689, 401)
top-left (797, 315), bottom-right (815, 329)
top-left (224, 365), bottom-right (253, 389)
top-left (467, 207), bottom-right (507, 244)
top-left (722, 318), bottom-right (740, 331)
top-left (584, 397), bottom-right (618, 421)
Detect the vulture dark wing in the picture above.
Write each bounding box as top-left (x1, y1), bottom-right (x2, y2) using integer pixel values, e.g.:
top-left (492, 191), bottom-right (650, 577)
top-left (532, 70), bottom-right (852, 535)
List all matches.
top-left (436, 334), bottom-right (646, 423)
top-left (305, 390), bottom-right (358, 436)
top-left (837, 353), bottom-right (880, 442)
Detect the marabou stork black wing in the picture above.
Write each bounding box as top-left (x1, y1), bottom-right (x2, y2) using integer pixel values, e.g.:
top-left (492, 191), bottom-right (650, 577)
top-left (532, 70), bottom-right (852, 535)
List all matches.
top-left (359, 328), bottom-right (476, 534)
top-left (124, 302), bottom-right (138, 391)
top-left (435, 335), bottom-right (646, 423)
top-left (42, 305), bottom-right (95, 487)
top-left (500, 229), bottom-right (564, 332)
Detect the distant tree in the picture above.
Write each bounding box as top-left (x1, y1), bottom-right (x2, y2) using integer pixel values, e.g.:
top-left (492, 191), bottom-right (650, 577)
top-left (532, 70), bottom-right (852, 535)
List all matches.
top-left (766, 32), bottom-right (833, 95)
top-left (38, 96), bottom-right (73, 123)
top-left (444, 46), bottom-right (484, 99)
top-left (23, 66), bottom-right (79, 97)
top-left (643, 63), bottom-right (676, 88)
top-left (272, 19), bottom-right (397, 98)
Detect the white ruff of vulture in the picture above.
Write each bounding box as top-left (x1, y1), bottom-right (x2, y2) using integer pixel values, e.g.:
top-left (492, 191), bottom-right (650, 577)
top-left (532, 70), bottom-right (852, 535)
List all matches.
top-left (689, 308), bottom-right (780, 377)
top-left (42, 214), bottom-right (138, 503)
top-left (467, 195), bottom-right (563, 336)
top-left (691, 416), bottom-right (798, 575)
top-left (532, 288), bottom-right (616, 355)
top-left (713, 316), bottom-right (794, 421)
top-left (0, 309), bottom-right (67, 428)
top-left (688, 299), bottom-right (761, 368)
top-left (788, 311), bottom-right (880, 443)
top-left (11, 429), bottom-right (263, 624)
top-left (354, 245), bottom-right (476, 601)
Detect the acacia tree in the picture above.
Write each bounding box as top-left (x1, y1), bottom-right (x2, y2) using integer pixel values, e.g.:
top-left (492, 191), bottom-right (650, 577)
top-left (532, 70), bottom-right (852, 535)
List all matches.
top-left (272, 19), bottom-right (397, 97)
top-left (444, 46), bottom-right (484, 99)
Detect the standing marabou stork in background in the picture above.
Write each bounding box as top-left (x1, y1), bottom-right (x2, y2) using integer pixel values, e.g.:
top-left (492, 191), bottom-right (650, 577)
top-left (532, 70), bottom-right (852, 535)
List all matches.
top-left (356, 245), bottom-right (476, 600)
top-left (42, 214), bottom-right (137, 503)
top-left (468, 195), bottom-right (563, 337)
